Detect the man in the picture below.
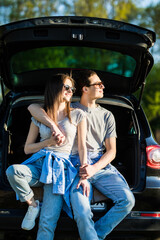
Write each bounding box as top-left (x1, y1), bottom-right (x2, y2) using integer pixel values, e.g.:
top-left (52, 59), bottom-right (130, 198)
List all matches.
top-left (28, 70), bottom-right (135, 240)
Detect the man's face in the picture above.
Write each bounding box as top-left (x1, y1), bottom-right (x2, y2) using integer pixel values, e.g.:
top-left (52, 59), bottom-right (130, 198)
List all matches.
top-left (87, 74), bottom-right (105, 100)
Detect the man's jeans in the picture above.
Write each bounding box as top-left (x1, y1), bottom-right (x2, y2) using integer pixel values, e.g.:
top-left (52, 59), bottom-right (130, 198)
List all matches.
top-left (70, 164), bottom-right (135, 240)
top-left (6, 158), bottom-right (43, 202)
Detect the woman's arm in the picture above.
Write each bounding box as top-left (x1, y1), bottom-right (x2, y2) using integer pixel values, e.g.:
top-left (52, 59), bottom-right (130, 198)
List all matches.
top-left (28, 104), bottom-right (65, 145)
top-left (24, 122), bottom-right (58, 155)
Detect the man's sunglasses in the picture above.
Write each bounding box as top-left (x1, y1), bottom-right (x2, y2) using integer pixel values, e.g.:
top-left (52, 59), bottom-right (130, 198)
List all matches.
top-left (64, 84), bottom-right (76, 93)
top-left (88, 81), bottom-right (105, 89)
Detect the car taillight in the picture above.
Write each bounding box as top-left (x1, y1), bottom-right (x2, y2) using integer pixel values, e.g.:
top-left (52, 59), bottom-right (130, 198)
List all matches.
top-left (146, 145), bottom-right (160, 169)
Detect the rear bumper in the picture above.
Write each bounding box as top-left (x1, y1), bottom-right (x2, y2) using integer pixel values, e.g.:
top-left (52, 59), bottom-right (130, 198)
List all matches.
top-left (115, 211), bottom-right (160, 232)
top-left (0, 209), bottom-right (160, 233)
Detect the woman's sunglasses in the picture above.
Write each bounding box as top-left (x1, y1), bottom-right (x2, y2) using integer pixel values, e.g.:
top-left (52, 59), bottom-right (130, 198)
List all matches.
top-left (63, 84), bottom-right (76, 93)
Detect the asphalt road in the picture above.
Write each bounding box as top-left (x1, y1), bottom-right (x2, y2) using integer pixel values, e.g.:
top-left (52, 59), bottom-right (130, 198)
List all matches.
top-left (0, 231), bottom-right (160, 240)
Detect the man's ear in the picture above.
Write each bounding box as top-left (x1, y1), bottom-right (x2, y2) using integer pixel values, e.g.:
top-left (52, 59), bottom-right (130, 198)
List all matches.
top-left (82, 86), bottom-right (88, 93)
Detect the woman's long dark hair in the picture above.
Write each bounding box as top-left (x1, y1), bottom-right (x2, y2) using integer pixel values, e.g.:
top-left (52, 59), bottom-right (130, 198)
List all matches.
top-left (44, 74), bottom-right (74, 125)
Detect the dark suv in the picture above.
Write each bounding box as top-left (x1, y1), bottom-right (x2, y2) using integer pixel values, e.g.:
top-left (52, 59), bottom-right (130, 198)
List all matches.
top-left (0, 16), bottom-right (160, 239)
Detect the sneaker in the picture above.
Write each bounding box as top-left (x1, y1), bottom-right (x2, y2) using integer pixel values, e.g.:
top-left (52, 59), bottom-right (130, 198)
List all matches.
top-left (21, 200), bottom-right (40, 230)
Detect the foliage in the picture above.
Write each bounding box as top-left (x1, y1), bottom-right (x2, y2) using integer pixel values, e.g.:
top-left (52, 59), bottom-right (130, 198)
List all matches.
top-left (0, 0), bottom-right (60, 24)
top-left (142, 64), bottom-right (160, 122)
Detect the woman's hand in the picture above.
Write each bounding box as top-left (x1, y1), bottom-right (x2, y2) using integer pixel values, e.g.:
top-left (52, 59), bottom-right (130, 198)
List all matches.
top-left (79, 164), bottom-right (97, 179)
top-left (53, 125), bottom-right (66, 145)
top-left (76, 178), bottom-right (90, 197)
top-left (47, 132), bottom-right (63, 146)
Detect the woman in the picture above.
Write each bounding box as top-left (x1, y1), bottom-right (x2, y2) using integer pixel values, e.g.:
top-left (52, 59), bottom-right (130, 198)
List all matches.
top-left (6, 74), bottom-right (89, 239)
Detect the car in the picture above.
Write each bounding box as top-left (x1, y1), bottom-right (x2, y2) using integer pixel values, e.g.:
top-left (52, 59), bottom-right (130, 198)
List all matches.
top-left (0, 16), bottom-right (160, 239)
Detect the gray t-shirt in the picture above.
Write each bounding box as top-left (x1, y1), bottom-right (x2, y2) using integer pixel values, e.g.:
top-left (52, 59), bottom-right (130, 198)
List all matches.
top-left (32, 108), bottom-right (86, 154)
top-left (71, 102), bottom-right (117, 155)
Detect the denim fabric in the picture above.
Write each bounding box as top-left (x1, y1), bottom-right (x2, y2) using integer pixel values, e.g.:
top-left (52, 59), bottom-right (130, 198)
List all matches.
top-left (37, 167), bottom-right (70, 240)
top-left (70, 155), bottom-right (135, 240)
top-left (36, 184), bottom-right (64, 240)
top-left (70, 175), bottom-right (99, 240)
top-left (6, 157), bottom-right (44, 202)
top-left (6, 149), bottom-right (78, 218)
top-left (23, 149), bottom-right (77, 217)
top-left (22, 149), bottom-right (77, 195)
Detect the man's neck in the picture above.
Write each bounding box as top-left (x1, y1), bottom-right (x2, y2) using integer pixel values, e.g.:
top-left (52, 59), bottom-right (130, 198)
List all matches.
top-left (80, 96), bottom-right (97, 108)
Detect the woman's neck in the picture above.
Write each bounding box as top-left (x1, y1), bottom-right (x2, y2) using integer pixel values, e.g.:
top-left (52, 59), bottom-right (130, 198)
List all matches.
top-left (57, 102), bottom-right (66, 121)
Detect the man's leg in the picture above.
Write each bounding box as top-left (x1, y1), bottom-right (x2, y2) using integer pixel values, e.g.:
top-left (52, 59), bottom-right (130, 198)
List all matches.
top-left (37, 184), bottom-right (63, 240)
top-left (91, 164), bottom-right (135, 240)
top-left (70, 175), bottom-right (99, 240)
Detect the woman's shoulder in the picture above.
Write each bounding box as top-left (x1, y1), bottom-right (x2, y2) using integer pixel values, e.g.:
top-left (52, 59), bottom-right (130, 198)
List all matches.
top-left (70, 108), bottom-right (86, 124)
top-left (71, 107), bottom-right (85, 116)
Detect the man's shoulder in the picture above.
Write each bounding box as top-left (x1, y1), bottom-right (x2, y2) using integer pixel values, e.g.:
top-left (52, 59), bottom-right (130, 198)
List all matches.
top-left (71, 102), bottom-right (86, 116)
top-left (71, 101), bottom-right (81, 108)
top-left (97, 105), bottom-right (111, 114)
top-left (97, 105), bottom-right (115, 120)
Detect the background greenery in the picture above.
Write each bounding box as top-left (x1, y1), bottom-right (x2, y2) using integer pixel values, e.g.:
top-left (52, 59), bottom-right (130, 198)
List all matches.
top-left (0, 0), bottom-right (160, 143)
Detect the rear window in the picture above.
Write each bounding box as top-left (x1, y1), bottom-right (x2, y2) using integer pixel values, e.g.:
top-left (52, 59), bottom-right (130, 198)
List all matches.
top-left (11, 46), bottom-right (136, 77)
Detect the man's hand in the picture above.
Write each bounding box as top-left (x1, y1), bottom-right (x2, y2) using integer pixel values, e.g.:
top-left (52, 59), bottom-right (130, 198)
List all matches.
top-left (79, 164), bottom-right (97, 179)
top-left (77, 178), bottom-right (90, 197)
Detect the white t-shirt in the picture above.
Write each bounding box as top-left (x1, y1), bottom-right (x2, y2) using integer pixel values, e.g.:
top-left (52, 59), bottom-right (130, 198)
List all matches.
top-left (32, 108), bottom-right (86, 154)
top-left (71, 102), bottom-right (117, 155)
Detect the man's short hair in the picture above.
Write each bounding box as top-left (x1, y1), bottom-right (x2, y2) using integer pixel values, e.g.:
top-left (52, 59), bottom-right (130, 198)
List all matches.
top-left (74, 69), bottom-right (97, 96)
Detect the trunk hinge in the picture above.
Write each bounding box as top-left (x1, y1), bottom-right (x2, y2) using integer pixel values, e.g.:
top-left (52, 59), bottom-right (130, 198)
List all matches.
top-left (137, 60), bottom-right (150, 109)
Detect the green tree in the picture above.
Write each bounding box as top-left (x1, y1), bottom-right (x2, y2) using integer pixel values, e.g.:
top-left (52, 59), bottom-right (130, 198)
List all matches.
top-left (62, 0), bottom-right (140, 21)
top-left (142, 64), bottom-right (160, 122)
top-left (0, 0), bottom-right (60, 24)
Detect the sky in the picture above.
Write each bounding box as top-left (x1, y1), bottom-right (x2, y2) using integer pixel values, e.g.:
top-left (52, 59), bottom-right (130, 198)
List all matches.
top-left (141, 0), bottom-right (159, 7)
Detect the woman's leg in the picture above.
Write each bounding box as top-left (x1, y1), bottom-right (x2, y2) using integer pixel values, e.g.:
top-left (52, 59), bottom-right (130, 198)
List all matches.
top-left (6, 159), bottom-right (43, 230)
top-left (37, 184), bottom-right (63, 240)
top-left (6, 159), bottom-right (43, 203)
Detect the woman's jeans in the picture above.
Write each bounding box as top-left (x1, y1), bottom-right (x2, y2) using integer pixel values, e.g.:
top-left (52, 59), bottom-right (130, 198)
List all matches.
top-left (36, 184), bottom-right (64, 240)
top-left (70, 164), bottom-right (135, 240)
top-left (6, 158), bottom-right (43, 202)
top-left (37, 164), bottom-right (68, 240)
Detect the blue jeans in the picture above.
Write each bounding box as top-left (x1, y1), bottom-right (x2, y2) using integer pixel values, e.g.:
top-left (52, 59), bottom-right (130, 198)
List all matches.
top-left (70, 164), bottom-right (135, 240)
top-left (6, 158), bottom-right (43, 202)
top-left (36, 165), bottom-right (69, 240)
top-left (36, 184), bottom-right (64, 240)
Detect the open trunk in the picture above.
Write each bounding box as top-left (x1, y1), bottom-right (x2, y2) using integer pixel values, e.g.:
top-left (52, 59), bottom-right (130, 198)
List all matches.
top-left (2, 95), bottom-right (140, 205)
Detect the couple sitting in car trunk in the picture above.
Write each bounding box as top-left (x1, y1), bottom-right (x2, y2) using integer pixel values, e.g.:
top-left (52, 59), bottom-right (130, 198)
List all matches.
top-left (6, 69), bottom-right (135, 240)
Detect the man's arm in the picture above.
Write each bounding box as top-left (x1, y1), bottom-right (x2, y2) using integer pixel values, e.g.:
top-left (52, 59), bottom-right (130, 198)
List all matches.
top-left (79, 137), bottom-right (116, 179)
top-left (77, 117), bottom-right (90, 197)
top-left (28, 104), bottom-right (65, 145)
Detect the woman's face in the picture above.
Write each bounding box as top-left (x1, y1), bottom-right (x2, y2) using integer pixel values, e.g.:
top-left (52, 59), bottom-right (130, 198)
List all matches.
top-left (62, 78), bottom-right (74, 102)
